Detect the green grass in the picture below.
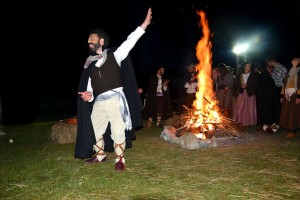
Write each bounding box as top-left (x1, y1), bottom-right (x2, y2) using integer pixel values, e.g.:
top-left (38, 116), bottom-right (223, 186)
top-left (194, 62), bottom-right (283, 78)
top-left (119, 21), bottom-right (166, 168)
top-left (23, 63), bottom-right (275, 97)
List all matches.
top-left (0, 123), bottom-right (299, 200)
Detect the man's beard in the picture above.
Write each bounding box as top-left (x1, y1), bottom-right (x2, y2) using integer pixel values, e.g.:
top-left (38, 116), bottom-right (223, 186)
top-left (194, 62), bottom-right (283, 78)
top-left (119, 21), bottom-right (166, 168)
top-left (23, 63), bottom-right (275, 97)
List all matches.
top-left (88, 42), bottom-right (101, 55)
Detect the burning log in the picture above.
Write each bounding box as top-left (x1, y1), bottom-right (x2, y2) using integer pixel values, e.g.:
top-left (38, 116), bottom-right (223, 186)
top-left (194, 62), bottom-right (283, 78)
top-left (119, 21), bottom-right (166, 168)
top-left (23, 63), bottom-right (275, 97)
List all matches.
top-left (175, 104), bottom-right (245, 139)
top-left (175, 126), bottom-right (190, 137)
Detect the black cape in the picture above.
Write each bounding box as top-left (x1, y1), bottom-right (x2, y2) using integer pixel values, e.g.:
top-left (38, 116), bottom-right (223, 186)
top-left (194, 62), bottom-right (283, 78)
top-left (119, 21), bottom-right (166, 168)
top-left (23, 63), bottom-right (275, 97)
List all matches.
top-left (256, 70), bottom-right (278, 125)
top-left (74, 48), bottom-right (143, 159)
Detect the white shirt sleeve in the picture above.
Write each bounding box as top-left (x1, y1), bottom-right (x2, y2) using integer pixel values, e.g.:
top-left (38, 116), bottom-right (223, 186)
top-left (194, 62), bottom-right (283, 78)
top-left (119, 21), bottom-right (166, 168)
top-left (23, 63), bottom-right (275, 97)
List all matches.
top-left (88, 26), bottom-right (145, 100)
top-left (184, 82), bottom-right (191, 89)
top-left (113, 26), bottom-right (145, 66)
top-left (87, 77), bottom-right (94, 102)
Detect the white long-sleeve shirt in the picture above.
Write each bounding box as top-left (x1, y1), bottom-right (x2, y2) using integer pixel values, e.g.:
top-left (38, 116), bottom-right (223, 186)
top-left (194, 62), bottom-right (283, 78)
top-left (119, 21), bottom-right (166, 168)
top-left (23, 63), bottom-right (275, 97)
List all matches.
top-left (156, 76), bottom-right (167, 93)
top-left (87, 26), bottom-right (145, 102)
top-left (184, 82), bottom-right (198, 93)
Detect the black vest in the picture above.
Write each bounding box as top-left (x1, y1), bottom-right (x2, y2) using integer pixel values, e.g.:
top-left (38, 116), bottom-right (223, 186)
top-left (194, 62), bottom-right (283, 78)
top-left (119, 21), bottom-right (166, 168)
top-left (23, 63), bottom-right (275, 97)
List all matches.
top-left (90, 52), bottom-right (123, 97)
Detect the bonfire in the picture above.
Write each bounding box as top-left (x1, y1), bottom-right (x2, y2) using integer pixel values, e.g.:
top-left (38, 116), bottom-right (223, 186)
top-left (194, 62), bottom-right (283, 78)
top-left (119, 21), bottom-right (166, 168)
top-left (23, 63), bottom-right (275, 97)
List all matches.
top-left (175, 11), bottom-right (244, 139)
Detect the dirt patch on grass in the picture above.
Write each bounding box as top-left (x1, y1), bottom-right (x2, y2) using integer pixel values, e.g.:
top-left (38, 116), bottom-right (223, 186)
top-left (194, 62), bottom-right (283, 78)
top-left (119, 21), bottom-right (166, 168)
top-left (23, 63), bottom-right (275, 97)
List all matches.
top-left (214, 125), bottom-right (300, 148)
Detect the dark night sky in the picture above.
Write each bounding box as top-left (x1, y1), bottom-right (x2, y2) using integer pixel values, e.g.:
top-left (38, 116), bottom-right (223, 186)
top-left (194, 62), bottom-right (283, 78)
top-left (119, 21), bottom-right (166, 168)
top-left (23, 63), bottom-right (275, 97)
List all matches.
top-left (2, 0), bottom-right (300, 124)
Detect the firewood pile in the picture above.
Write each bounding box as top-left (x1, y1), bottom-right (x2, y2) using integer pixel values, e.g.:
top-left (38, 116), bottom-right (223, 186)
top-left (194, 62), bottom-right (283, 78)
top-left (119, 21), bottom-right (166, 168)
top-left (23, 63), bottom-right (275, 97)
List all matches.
top-left (167, 105), bottom-right (245, 139)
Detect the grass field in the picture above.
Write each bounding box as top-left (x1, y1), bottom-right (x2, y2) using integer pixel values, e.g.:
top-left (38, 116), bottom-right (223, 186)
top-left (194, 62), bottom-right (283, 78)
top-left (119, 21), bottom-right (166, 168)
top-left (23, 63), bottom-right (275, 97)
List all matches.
top-left (0, 122), bottom-right (299, 200)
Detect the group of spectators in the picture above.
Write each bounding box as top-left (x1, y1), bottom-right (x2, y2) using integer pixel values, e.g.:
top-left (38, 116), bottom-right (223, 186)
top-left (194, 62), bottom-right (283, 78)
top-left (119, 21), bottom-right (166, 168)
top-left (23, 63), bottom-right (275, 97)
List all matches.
top-left (141, 55), bottom-right (300, 138)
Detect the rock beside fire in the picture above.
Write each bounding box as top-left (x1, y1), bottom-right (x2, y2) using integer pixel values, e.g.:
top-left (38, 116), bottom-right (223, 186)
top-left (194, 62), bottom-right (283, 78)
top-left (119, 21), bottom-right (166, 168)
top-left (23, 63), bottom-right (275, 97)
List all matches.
top-left (160, 126), bottom-right (217, 149)
top-left (178, 132), bottom-right (201, 149)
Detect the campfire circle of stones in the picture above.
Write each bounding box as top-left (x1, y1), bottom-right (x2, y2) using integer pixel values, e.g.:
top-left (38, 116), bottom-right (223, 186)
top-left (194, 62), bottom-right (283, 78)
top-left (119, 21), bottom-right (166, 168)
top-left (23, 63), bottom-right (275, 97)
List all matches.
top-left (160, 105), bottom-right (247, 149)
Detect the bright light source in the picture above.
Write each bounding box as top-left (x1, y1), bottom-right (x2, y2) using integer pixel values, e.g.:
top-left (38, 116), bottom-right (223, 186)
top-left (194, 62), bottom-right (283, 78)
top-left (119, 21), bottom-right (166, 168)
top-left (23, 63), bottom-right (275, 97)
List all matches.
top-left (232, 42), bottom-right (249, 75)
top-left (233, 43), bottom-right (249, 55)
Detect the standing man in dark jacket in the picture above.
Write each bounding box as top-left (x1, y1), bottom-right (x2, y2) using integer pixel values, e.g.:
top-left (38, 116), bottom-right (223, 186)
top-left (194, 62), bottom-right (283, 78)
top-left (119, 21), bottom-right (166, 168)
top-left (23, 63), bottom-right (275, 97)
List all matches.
top-left (143, 66), bottom-right (173, 128)
top-left (265, 55), bottom-right (287, 126)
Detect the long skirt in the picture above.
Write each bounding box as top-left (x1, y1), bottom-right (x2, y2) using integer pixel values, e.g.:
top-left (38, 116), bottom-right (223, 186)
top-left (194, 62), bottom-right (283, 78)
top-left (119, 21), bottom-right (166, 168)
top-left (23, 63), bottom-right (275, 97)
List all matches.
top-left (233, 90), bottom-right (257, 126)
top-left (279, 94), bottom-right (300, 131)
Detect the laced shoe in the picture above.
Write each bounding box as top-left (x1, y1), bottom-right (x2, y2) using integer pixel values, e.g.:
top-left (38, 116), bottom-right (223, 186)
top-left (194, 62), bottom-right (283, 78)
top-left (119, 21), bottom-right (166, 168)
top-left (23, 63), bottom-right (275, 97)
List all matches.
top-left (85, 156), bottom-right (106, 165)
top-left (146, 118), bottom-right (152, 129)
top-left (115, 157), bottom-right (125, 171)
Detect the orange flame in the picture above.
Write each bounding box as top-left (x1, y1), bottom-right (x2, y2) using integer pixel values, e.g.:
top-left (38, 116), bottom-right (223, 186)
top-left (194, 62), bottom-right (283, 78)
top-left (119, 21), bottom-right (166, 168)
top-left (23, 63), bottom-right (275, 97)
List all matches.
top-left (192, 10), bottom-right (221, 129)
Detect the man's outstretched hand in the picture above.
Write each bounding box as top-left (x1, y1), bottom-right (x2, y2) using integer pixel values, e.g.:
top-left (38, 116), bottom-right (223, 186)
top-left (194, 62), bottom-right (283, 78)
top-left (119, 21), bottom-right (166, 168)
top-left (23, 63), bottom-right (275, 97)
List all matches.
top-left (140, 8), bottom-right (152, 30)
